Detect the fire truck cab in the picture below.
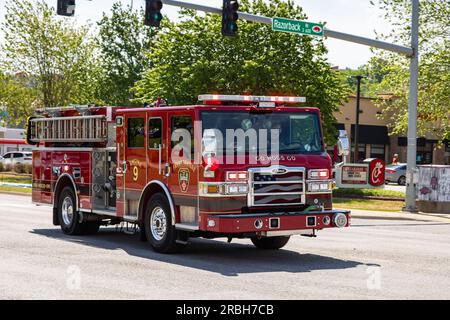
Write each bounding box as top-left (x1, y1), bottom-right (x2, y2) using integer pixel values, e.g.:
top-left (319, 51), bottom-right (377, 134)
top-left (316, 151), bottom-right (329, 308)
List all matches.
top-left (27, 95), bottom-right (350, 253)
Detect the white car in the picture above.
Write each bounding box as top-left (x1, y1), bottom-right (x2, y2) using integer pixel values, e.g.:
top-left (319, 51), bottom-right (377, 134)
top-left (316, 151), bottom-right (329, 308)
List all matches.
top-left (0, 151), bottom-right (33, 166)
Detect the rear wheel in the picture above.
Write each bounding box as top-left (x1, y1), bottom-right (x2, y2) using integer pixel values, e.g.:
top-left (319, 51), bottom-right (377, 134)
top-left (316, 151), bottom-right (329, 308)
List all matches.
top-left (251, 236), bottom-right (290, 250)
top-left (58, 186), bottom-right (100, 235)
top-left (58, 187), bottom-right (85, 235)
top-left (144, 193), bottom-right (180, 253)
top-left (398, 176), bottom-right (406, 186)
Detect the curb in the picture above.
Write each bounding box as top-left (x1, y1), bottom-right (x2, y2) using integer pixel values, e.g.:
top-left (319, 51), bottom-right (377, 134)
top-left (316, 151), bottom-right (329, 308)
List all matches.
top-left (0, 190), bottom-right (32, 196)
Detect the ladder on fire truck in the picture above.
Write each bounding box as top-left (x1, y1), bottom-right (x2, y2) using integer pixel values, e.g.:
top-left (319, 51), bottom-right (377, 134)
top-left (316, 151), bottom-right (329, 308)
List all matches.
top-left (28, 107), bottom-right (108, 143)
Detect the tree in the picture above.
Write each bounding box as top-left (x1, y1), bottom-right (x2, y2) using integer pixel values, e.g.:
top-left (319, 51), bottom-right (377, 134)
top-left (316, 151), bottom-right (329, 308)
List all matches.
top-left (338, 57), bottom-right (390, 97)
top-left (373, 0), bottom-right (450, 141)
top-left (1, 0), bottom-right (102, 110)
top-left (133, 0), bottom-right (349, 144)
top-left (96, 2), bottom-right (157, 106)
top-left (0, 71), bottom-right (40, 127)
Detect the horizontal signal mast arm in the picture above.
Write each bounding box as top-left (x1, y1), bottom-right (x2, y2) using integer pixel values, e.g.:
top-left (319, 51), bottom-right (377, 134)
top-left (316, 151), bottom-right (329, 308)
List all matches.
top-left (161, 0), bottom-right (413, 56)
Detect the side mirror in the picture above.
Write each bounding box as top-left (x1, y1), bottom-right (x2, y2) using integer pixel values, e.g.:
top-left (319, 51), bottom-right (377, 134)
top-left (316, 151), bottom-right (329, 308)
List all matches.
top-left (337, 130), bottom-right (350, 156)
top-left (202, 129), bottom-right (219, 157)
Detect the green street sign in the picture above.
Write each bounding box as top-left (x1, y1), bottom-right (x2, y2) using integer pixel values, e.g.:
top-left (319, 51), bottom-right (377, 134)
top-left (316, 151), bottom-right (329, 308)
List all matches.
top-left (272, 17), bottom-right (324, 37)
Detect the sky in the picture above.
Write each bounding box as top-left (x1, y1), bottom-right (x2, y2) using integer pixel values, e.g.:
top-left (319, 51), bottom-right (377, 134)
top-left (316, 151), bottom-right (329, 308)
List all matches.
top-left (0, 0), bottom-right (394, 69)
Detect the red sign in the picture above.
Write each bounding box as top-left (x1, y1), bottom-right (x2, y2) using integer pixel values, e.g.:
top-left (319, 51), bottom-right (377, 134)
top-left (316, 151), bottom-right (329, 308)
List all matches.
top-left (369, 159), bottom-right (385, 186)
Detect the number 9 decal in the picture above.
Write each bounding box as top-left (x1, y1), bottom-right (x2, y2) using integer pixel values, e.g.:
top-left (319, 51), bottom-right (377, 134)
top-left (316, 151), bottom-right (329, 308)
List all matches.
top-left (133, 166), bottom-right (139, 181)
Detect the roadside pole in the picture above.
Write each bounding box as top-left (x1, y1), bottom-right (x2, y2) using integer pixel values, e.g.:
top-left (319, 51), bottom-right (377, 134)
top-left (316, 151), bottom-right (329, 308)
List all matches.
top-left (161, 0), bottom-right (420, 211)
top-left (404, 0), bottom-right (420, 212)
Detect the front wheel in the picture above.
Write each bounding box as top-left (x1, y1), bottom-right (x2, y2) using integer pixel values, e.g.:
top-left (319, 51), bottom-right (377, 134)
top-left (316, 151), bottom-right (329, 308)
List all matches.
top-left (144, 193), bottom-right (180, 253)
top-left (398, 176), bottom-right (406, 186)
top-left (251, 236), bottom-right (290, 250)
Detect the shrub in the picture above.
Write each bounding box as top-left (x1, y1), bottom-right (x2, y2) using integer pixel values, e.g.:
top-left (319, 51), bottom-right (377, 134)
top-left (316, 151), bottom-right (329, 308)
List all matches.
top-left (24, 164), bottom-right (32, 175)
top-left (0, 162), bottom-right (4, 172)
top-left (14, 163), bottom-right (25, 174)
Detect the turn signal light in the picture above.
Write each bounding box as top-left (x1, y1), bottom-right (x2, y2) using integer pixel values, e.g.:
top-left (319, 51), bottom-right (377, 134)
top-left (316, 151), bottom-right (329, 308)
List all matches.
top-left (308, 169), bottom-right (329, 180)
top-left (226, 171), bottom-right (248, 181)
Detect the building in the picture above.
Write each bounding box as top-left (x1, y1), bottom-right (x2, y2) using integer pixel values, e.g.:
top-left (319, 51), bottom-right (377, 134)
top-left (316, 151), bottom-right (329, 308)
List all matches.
top-left (331, 96), bottom-right (450, 165)
top-left (0, 127), bottom-right (32, 155)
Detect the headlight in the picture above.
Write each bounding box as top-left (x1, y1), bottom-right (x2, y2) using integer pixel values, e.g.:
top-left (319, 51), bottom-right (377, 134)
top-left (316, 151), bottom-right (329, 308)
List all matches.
top-left (333, 213), bottom-right (348, 228)
top-left (308, 169), bottom-right (329, 179)
top-left (308, 181), bottom-right (331, 192)
top-left (225, 184), bottom-right (248, 195)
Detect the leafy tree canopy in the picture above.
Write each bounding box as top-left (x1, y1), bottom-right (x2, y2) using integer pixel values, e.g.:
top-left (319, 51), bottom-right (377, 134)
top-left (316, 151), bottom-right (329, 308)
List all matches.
top-left (373, 0), bottom-right (450, 141)
top-left (1, 0), bottom-right (101, 109)
top-left (0, 70), bottom-right (39, 127)
top-left (96, 2), bottom-right (157, 106)
top-left (133, 0), bottom-right (349, 144)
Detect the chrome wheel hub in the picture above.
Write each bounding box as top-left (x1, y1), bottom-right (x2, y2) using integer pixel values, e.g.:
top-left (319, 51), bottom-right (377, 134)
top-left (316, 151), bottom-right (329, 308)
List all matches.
top-left (61, 196), bottom-right (74, 226)
top-left (150, 207), bottom-right (167, 241)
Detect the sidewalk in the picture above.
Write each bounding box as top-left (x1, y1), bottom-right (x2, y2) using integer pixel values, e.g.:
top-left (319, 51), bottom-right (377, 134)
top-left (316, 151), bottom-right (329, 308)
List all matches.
top-left (341, 208), bottom-right (450, 223)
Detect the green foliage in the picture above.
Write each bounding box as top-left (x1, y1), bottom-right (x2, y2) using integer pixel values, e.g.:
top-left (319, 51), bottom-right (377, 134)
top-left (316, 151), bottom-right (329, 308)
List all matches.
top-left (0, 71), bottom-right (39, 127)
top-left (1, 0), bottom-right (102, 109)
top-left (338, 57), bottom-right (391, 97)
top-left (133, 0), bottom-right (349, 144)
top-left (333, 187), bottom-right (405, 199)
top-left (373, 0), bottom-right (450, 141)
top-left (96, 3), bottom-right (157, 106)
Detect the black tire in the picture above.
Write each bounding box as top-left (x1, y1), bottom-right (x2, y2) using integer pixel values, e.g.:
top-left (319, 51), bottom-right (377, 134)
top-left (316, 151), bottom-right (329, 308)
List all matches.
top-left (251, 236), bottom-right (290, 250)
top-left (58, 186), bottom-right (100, 235)
top-left (58, 186), bottom-right (85, 235)
top-left (144, 193), bottom-right (180, 253)
top-left (398, 176), bottom-right (406, 186)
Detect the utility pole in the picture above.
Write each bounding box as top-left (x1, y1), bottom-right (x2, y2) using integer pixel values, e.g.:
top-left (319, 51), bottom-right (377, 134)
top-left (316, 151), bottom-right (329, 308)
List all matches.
top-left (404, 0), bottom-right (420, 213)
top-left (353, 75), bottom-right (363, 163)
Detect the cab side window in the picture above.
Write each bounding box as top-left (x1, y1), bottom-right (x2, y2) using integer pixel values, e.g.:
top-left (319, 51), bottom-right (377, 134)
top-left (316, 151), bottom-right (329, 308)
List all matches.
top-left (128, 118), bottom-right (145, 148)
top-left (148, 118), bottom-right (162, 149)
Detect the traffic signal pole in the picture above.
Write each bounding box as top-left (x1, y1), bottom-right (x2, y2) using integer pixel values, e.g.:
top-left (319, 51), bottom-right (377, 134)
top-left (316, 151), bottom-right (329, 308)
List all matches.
top-left (404, 0), bottom-right (420, 213)
top-left (167, 0), bottom-right (421, 212)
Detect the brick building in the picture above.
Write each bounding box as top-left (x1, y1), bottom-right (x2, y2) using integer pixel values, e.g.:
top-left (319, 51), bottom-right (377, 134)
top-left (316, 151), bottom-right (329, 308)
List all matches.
top-left (330, 96), bottom-right (450, 165)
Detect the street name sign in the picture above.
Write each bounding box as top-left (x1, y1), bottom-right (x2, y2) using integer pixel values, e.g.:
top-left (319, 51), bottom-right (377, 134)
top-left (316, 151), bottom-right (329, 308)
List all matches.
top-left (272, 17), bottom-right (324, 37)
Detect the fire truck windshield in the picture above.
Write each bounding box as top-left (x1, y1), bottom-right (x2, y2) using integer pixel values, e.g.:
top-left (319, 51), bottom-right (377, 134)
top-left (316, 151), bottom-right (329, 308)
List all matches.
top-left (201, 111), bottom-right (324, 155)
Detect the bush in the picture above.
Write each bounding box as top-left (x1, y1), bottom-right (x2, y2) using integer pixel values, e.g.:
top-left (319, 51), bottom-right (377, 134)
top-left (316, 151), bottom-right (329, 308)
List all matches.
top-left (0, 162), bottom-right (4, 172)
top-left (24, 164), bottom-right (32, 175)
top-left (13, 163), bottom-right (25, 174)
top-left (333, 188), bottom-right (405, 199)
top-left (5, 164), bottom-right (12, 172)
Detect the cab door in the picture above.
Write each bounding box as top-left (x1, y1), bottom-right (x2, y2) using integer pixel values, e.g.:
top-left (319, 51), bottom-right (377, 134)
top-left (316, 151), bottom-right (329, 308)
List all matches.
top-left (167, 111), bottom-right (199, 227)
top-left (147, 111), bottom-right (167, 184)
top-left (120, 112), bottom-right (147, 219)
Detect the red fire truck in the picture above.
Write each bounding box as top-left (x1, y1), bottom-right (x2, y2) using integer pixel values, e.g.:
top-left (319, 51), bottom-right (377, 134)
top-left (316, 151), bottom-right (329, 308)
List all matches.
top-left (27, 95), bottom-right (350, 253)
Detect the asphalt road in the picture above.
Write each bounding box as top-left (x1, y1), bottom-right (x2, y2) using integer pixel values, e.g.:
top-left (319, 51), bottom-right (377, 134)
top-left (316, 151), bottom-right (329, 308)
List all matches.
top-left (1, 193), bottom-right (449, 300)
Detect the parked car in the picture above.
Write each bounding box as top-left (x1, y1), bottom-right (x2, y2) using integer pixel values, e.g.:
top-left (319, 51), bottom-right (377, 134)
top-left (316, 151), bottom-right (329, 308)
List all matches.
top-left (385, 163), bottom-right (407, 185)
top-left (0, 151), bottom-right (33, 166)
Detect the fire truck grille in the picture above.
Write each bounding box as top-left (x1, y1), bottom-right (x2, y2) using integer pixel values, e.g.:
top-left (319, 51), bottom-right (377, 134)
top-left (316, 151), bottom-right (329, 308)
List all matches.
top-left (253, 194), bottom-right (303, 205)
top-left (253, 172), bottom-right (303, 182)
top-left (249, 167), bottom-right (305, 207)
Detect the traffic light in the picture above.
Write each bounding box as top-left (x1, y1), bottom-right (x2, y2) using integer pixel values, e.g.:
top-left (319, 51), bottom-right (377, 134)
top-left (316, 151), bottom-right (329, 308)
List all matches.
top-left (222, 0), bottom-right (239, 37)
top-left (57, 0), bottom-right (75, 17)
top-left (145, 0), bottom-right (163, 27)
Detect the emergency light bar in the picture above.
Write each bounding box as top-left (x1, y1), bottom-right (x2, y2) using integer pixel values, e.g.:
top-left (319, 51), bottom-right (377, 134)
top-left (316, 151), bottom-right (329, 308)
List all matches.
top-left (198, 94), bottom-right (306, 104)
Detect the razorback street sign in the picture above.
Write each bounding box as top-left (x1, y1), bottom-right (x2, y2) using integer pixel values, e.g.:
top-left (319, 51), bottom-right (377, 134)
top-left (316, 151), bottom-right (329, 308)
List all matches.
top-left (272, 17), bottom-right (324, 37)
